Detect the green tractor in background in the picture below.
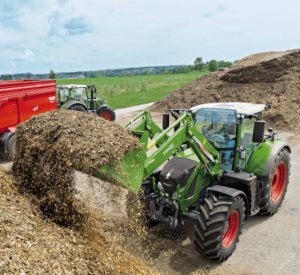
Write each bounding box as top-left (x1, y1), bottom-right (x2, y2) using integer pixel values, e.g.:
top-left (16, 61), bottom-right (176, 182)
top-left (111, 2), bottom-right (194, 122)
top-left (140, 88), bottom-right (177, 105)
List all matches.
top-left (57, 84), bottom-right (116, 121)
top-left (96, 102), bottom-right (291, 261)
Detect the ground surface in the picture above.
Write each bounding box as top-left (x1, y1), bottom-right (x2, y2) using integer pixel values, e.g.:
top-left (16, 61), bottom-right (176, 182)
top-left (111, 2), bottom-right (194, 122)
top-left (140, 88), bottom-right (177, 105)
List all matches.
top-left (57, 71), bottom-right (205, 109)
top-left (1, 105), bottom-right (299, 275)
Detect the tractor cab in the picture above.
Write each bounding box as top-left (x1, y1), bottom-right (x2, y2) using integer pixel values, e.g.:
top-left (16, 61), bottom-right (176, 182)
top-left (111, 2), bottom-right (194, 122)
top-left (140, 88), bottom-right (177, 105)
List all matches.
top-left (57, 85), bottom-right (89, 108)
top-left (191, 102), bottom-right (266, 171)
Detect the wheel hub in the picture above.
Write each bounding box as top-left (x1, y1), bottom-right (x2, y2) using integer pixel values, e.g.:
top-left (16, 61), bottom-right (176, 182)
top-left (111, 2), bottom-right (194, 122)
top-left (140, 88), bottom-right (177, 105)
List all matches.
top-left (271, 162), bottom-right (287, 203)
top-left (222, 210), bottom-right (239, 248)
top-left (99, 111), bottom-right (112, 121)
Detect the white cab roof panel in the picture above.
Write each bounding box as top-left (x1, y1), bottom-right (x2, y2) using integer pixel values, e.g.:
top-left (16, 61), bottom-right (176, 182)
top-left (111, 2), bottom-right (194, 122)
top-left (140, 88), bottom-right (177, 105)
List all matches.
top-left (191, 102), bottom-right (266, 115)
top-left (58, 84), bottom-right (87, 89)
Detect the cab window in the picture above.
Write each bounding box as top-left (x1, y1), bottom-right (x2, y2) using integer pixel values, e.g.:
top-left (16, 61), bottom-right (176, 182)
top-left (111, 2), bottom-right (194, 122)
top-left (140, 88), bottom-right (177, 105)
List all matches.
top-left (241, 117), bottom-right (256, 160)
top-left (195, 108), bottom-right (237, 171)
top-left (195, 108), bottom-right (236, 149)
top-left (70, 87), bottom-right (86, 100)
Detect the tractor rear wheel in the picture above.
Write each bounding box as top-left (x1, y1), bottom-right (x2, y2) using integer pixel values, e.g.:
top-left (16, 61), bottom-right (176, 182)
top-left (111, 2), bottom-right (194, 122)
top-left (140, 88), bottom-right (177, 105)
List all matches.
top-left (68, 104), bottom-right (87, 112)
top-left (96, 106), bottom-right (116, 121)
top-left (194, 194), bottom-right (245, 261)
top-left (259, 148), bottom-right (290, 215)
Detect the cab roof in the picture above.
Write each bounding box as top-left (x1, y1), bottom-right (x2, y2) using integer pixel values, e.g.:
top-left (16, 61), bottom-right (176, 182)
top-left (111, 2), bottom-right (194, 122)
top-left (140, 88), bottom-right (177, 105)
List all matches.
top-left (190, 102), bottom-right (266, 116)
top-left (58, 84), bottom-right (87, 89)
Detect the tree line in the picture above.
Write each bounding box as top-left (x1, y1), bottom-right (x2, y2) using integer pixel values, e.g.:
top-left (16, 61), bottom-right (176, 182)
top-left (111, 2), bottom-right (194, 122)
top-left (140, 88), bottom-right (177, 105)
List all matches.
top-left (0, 57), bottom-right (233, 80)
top-left (193, 57), bottom-right (232, 72)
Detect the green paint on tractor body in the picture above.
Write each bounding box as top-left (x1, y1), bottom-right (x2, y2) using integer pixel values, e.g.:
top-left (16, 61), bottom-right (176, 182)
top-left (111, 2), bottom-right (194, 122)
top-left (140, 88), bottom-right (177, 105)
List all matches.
top-left (100, 107), bottom-right (287, 202)
top-left (93, 102), bottom-right (291, 261)
top-left (98, 147), bottom-right (147, 192)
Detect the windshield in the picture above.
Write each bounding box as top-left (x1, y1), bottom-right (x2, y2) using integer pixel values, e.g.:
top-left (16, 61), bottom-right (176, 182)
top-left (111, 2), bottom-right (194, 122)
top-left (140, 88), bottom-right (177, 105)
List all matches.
top-left (70, 87), bottom-right (86, 99)
top-left (58, 88), bottom-right (69, 100)
top-left (194, 108), bottom-right (237, 149)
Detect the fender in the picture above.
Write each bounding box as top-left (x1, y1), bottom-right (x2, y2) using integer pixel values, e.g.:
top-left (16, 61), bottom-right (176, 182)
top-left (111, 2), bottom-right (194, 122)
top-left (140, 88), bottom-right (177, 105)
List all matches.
top-left (263, 141), bottom-right (291, 178)
top-left (60, 100), bottom-right (87, 110)
top-left (246, 140), bottom-right (291, 178)
top-left (207, 185), bottom-right (249, 217)
top-left (97, 104), bottom-right (109, 109)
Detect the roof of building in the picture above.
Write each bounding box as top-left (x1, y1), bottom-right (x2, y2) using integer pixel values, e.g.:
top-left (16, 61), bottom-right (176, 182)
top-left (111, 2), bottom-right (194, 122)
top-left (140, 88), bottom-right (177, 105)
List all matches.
top-left (190, 102), bottom-right (266, 115)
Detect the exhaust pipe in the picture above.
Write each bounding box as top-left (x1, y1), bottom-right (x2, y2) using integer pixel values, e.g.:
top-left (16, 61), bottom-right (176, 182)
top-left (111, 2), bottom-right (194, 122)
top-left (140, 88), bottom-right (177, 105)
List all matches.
top-left (162, 113), bottom-right (170, 130)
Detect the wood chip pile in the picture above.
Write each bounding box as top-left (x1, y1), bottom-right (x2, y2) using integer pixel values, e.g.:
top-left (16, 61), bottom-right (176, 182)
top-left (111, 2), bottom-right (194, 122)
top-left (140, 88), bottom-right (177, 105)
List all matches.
top-left (0, 169), bottom-right (155, 274)
top-left (12, 109), bottom-right (140, 227)
top-left (152, 49), bottom-right (300, 131)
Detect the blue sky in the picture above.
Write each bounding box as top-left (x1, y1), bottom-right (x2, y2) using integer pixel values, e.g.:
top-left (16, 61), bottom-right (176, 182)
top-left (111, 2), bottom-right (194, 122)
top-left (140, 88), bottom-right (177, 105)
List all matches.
top-left (0, 0), bottom-right (299, 74)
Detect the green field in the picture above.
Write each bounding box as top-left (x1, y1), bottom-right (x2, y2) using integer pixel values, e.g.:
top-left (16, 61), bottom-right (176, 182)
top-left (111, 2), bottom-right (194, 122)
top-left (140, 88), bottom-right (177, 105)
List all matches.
top-left (57, 72), bottom-right (205, 109)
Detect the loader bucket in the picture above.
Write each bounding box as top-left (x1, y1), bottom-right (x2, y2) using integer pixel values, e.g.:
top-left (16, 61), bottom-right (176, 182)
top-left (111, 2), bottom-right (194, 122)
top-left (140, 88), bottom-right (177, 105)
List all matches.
top-left (97, 147), bottom-right (147, 192)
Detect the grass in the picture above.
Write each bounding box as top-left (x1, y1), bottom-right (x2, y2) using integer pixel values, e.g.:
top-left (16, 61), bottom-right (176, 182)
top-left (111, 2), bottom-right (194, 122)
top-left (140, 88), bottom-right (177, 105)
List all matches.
top-left (57, 72), bottom-right (206, 109)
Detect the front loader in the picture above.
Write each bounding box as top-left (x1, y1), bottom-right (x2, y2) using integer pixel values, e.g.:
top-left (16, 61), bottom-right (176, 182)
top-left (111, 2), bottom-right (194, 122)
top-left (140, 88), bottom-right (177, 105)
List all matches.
top-left (95, 102), bottom-right (291, 261)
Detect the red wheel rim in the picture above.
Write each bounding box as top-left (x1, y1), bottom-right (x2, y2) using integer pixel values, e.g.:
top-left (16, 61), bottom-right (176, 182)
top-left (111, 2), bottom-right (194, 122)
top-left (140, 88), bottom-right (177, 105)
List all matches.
top-left (271, 162), bottom-right (287, 202)
top-left (99, 111), bottom-right (112, 121)
top-left (222, 210), bottom-right (239, 248)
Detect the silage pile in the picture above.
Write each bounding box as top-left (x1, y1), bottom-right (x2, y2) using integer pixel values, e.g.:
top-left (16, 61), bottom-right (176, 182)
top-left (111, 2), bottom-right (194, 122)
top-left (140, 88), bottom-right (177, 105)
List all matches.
top-left (0, 169), bottom-right (154, 274)
top-left (12, 110), bottom-right (140, 227)
top-left (152, 49), bottom-right (300, 130)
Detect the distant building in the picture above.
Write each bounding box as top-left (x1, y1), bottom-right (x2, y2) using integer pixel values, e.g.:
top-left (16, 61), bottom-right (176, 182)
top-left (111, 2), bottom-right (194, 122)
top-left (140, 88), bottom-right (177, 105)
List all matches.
top-left (70, 74), bottom-right (85, 79)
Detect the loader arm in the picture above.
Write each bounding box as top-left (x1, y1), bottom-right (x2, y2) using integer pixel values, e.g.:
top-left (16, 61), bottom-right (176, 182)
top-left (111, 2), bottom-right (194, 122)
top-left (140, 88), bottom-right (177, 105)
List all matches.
top-left (125, 111), bottom-right (168, 148)
top-left (98, 111), bottom-right (221, 194)
top-left (126, 111), bottom-right (221, 179)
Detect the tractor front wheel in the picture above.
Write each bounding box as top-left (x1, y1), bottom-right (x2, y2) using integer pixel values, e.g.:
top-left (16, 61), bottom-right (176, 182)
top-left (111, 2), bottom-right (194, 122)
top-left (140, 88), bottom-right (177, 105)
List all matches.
top-left (96, 106), bottom-right (116, 121)
top-left (194, 194), bottom-right (245, 261)
top-left (259, 148), bottom-right (290, 215)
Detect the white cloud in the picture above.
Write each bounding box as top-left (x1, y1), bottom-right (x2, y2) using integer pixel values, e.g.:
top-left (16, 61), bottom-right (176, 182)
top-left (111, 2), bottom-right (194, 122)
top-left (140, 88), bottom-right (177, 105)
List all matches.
top-left (0, 0), bottom-right (300, 74)
top-left (24, 49), bottom-right (35, 62)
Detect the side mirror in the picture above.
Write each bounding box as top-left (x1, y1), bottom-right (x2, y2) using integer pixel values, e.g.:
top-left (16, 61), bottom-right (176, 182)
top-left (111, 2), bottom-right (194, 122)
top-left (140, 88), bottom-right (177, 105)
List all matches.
top-left (162, 113), bottom-right (170, 130)
top-left (252, 120), bottom-right (266, 143)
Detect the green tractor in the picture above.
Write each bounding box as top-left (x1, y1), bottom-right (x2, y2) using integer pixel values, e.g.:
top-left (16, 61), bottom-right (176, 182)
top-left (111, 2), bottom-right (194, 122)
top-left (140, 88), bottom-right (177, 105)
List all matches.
top-left (57, 84), bottom-right (116, 121)
top-left (94, 102), bottom-right (291, 261)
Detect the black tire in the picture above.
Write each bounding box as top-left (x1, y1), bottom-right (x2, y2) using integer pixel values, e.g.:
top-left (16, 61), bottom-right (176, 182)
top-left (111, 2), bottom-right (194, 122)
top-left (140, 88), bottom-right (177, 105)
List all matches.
top-left (96, 106), bottom-right (116, 121)
top-left (194, 194), bottom-right (245, 261)
top-left (5, 133), bottom-right (16, 161)
top-left (68, 104), bottom-right (87, 112)
top-left (259, 148), bottom-right (290, 215)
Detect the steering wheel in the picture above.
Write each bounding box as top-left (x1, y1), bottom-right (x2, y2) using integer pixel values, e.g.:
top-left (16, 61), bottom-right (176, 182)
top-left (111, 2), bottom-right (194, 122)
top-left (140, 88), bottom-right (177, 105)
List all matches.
top-left (209, 134), bottom-right (225, 148)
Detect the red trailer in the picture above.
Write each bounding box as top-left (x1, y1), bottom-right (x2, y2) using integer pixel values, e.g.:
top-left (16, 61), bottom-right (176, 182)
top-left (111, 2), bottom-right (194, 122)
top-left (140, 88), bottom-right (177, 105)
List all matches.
top-left (0, 80), bottom-right (57, 160)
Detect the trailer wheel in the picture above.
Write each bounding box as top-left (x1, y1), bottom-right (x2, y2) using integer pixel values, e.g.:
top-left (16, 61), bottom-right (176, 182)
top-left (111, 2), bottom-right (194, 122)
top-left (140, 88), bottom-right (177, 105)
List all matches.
top-left (68, 104), bottom-right (87, 112)
top-left (96, 106), bottom-right (116, 121)
top-left (5, 134), bottom-right (16, 161)
top-left (193, 194), bottom-right (245, 261)
top-left (259, 148), bottom-right (290, 215)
